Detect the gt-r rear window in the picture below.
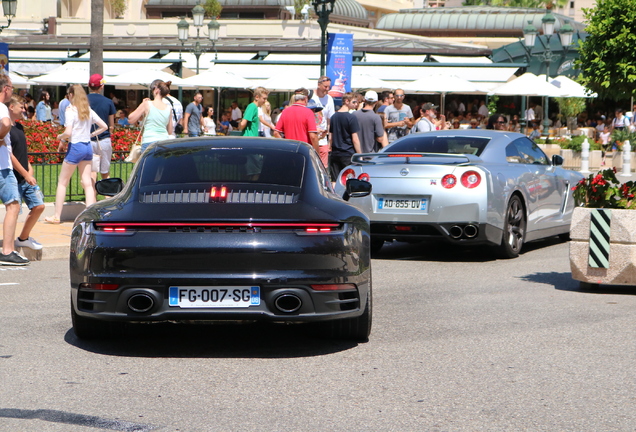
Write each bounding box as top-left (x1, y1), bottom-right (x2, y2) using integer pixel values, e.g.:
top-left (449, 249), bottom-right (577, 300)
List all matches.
top-left (386, 136), bottom-right (490, 156)
top-left (140, 148), bottom-right (306, 187)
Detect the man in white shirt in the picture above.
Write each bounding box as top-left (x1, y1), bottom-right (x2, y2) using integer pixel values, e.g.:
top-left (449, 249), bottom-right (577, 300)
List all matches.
top-left (230, 101), bottom-right (242, 128)
top-left (311, 75), bottom-right (335, 168)
top-left (413, 103), bottom-right (448, 133)
top-left (477, 100), bottom-right (489, 119)
top-left (0, 75), bottom-right (28, 265)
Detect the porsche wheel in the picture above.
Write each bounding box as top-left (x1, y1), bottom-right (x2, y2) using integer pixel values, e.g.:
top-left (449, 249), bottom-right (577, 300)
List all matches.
top-left (71, 300), bottom-right (120, 339)
top-left (315, 283), bottom-right (372, 342)
top-left (498, 195), bottom-right (526, 259)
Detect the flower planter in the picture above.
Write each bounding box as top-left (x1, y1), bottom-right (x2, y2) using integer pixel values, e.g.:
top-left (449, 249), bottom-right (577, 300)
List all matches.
top-left (570, 207), bottom-right (636, 287)
top-left (560, 149), bottom-right (603, 171)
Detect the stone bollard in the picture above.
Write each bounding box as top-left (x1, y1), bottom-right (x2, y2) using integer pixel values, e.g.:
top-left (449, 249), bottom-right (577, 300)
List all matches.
top-left (580, 138), bottom-right (590, 173)
top-left (622, 140), bottom-right (631, 176)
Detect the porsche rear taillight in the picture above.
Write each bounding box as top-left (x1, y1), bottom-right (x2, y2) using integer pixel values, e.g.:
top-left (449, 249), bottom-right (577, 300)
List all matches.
top-left (441, 174), bottom-right (457, 189)
top-left (305, 227), bottom-right (333, 233)
top-left (461, 171), bottom-right (481, 188)
top-left (79, 283), bottom-right (120, 290)
top-left (310, 283), bottom-right (356, 291)
top-left (340, 168), bottom-right (356, 185)
top-left (210, 186), bottom-right (228, 202)
top-left (358, 173), bottom-right (370, 182)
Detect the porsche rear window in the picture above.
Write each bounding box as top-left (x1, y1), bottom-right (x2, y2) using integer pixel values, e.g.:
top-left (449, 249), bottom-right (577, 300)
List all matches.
top-left (386, 136), bottom-right (490, 156)
top-left (140, 148), bottom-right (305, 187)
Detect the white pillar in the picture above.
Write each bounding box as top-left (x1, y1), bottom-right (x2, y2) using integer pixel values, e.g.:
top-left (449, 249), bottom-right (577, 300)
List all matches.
top-left (622, 140), bottom-right (631, 176)
top-left (580, 138), bottom-right (590, 174)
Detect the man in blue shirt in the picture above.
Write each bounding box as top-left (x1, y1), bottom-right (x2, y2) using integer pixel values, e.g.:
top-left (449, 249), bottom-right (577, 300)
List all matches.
top-left (87, 74), bottom-right (116, 180)
top-left (183, 92), bottom-right (204, 137)
top-left (57, 87), bottom-right (71, 126)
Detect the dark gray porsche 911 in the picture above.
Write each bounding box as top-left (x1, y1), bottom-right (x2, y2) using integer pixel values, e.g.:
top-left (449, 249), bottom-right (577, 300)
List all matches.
top-left (70, 138), bottom-right (372, 341)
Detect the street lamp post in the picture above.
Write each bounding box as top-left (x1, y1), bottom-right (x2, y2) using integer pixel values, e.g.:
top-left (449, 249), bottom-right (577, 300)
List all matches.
top-left (0, 0), bottom-right (17, 34)
top-left (176, 3), bottom-right (220, 75)
top-left (522, 7), bottom-right (575, 136)
top-left (312, 0), bottom-right (335, 77)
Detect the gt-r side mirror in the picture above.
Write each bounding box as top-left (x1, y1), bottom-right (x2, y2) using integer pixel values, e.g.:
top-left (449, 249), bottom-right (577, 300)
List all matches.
top-left (343, 178), bottom-right (372, 201)
top-left (96, 178), bottom-right (124, 197)
top-left (552, 154), bottom-right (564, 166)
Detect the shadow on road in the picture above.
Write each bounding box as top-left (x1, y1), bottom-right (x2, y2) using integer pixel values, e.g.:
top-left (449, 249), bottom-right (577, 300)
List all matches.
top-left (519, 270), bottom-right (636, 295)
top-left (372, 236), bottom-right (567, 263)
top-left (64, 322), bottom-right (359, 358)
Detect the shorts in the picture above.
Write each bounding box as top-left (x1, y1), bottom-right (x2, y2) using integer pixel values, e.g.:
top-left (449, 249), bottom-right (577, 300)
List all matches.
top-left (318, 145), bottom-right (329, 168)
top-left (65, 141), bottom-right (93, 165)
top-left (91, 137), bottom-right (113, 174)
top-left (141, 141), bottom-right (157, 153)
top-left (18, 181), bottom-right (44, 210)
top-left (0, 168), bottom-right (20, 205)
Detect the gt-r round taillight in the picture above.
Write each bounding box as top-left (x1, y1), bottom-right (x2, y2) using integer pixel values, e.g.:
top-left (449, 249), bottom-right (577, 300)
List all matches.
top-left (358, 173), bottom-right (370, 182)
top-left (441, 174), bottom-right (457, 189)
top-left (340, 168), bottom-right (356, 185)
top-left (461, 170), bottom-right (481, 188)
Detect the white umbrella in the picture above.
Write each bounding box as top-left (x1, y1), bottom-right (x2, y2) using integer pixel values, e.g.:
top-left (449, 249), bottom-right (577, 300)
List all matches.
top-left (7, 71), bottom-right (33, 87)
top-left (490, 73), bottom-right (566, 97)
top-left (253, 74), bottom-right (315, 92)
top-left (402, 74), bottom-right (488, 94)
top-left (107, 68), bottom-right (185, 89)
top-left (31, 63), bottom-right (107, 86)
top-left (350, 73), bottom-right (391, 90)
top-left (545, 75), bottom-right (597, 98)
top-left (181, 70), bottom-right (252, 89)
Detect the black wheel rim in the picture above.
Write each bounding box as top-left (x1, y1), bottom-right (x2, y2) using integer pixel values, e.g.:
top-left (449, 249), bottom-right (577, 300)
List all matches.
top-left (506, 198), bottom-right (525, 252)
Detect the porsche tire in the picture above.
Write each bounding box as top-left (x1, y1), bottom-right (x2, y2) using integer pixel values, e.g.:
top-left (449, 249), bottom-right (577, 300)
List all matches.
top-left (71, 300), bottom-right (121, 339)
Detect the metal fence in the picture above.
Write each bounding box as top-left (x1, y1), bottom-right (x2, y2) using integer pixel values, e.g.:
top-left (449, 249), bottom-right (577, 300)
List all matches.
top-left (29, 151), bottom-right (133, 202)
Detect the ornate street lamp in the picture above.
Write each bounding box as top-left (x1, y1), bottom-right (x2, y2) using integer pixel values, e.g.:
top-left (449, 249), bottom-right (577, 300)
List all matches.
top-left (208, 18), bottom-right (220, 60)
top-left (0, 0), bottom-right (17, 34)
top-left (312, 0), bottom-right (336, 77)
top-left (176, 3), bottom-right (220, 75)
top-left (522, 7), bottom-right (575, 136)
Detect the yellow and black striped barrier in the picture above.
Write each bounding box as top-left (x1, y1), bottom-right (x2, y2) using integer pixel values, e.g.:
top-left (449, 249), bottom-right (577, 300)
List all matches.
top-left (589, 209), bottom-right (611, 268)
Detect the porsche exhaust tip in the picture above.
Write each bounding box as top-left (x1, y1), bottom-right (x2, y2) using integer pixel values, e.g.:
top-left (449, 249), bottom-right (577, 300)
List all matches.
top-left (274, 294), bottom-right (302, 313)
top-left (449, 225), bottom-right (464, 239)
top-left (128, 293), bottom-right (154, 313)
top-left (464, 224), bottom-right (478, 238)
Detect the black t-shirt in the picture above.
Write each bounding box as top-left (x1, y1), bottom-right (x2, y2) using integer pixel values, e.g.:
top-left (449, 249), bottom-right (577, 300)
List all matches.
top-left (10, 122), bottom-right (28, 183)
top-left (329, 111), bottom-right (360, 156)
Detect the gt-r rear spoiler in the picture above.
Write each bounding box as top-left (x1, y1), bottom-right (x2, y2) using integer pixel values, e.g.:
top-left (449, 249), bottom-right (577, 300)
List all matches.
top-left (350, 152), bottom-right (483, 165)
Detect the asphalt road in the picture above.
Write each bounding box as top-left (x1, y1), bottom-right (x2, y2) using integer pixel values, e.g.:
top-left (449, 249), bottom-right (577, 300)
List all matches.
top-left (1, 238), bottom-right (636, 431)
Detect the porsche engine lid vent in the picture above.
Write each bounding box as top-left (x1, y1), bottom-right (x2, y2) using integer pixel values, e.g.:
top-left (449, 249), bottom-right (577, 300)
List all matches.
top-left (140, 189), bottom-right (297, 204)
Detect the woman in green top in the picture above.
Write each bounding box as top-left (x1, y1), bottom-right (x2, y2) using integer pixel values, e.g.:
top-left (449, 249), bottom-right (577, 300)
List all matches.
top-left (129, 79), bottom-right (174, 152)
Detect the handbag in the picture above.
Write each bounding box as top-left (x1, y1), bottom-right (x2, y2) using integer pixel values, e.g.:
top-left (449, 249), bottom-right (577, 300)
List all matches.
top-left (167, 97), bottom-right (184, 135)
top-left (125, 115), bottom-right (146, 163)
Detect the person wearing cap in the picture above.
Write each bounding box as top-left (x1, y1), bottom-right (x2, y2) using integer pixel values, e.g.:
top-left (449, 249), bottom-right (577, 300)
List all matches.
top-left (306, 99), bottom-right (327, 165)
top-left (87, 74), bottom-right (116, 180)
top-left (413, 103), bottom-right (447, 133)
top-left (329, 92), bottom-right (361, 182)
top-left (352, 90), bottom-right (387, 153)
top-left (275, 93), bottom-right (318, 150)
top-left (311, 76), bottom-right (336, 168)
top-left (384, 88), bottom-right (413, 143)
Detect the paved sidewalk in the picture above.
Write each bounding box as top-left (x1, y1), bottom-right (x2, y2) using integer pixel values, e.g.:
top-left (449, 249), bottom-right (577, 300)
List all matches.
top-left (0, 203), bottom-right (74, 261)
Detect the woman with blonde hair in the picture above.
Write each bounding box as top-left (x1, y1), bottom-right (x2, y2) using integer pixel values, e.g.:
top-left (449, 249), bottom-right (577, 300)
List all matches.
top-left (259, 101), bottom-right (275, 137)
top-left (128, 79), bottom-right (173, 152)
top-left (44, 84), bottom-right (108, 223)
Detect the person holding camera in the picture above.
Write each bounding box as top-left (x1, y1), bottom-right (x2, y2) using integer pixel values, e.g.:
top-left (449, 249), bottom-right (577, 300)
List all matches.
top-left (128, 79), bottom-right (173, 153)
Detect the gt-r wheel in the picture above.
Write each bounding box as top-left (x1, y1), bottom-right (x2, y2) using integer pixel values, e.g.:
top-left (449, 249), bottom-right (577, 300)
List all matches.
top-left (498, 195), bottom-right (526, 259)
top-left (71, 300), bottom-right (121, 339)
top-left (370, 239), bottom-right (384, 254)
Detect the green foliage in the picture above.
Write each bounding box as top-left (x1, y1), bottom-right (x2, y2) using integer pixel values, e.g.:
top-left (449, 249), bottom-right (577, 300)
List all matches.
top-left (555, 97), bottom-right (586, 119)
top-left (487, 95), bottom-right (499, 115)
top-left (577, 0), bottom-right (636, 100)
top-left (611, 129), bottom-right (636, 149)
top-left (294, 0), bottom-right (310, 16)
top-left (111, 0), bottom-right (127, 17)
top-left (551, 135), bottom-right (601, 151)
top-left (573, 168), bottom-right (636, 209)
top-left (203, 0), bottom-right (222, 18)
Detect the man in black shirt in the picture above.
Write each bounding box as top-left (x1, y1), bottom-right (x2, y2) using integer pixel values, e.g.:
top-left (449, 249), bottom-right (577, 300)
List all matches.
top-left (8, 95), bottom-right (45, 251)
top-left (328, 92), bottom-right (361, 182)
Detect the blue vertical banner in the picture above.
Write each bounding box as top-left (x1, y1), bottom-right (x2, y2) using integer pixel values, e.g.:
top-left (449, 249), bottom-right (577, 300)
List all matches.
top-left (326, 33), bottom-right (353, 99)
top-left (0, 43), bottom-right (8, 75)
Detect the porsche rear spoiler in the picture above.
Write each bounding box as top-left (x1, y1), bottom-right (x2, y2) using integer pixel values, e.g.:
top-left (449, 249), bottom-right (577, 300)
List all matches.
top-left (350, 152), bottom-right (483, 165)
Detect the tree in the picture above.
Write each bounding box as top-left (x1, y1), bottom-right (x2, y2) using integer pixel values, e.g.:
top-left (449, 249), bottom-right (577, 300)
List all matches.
top-left (203, 0), bottom-right (222, 18)
top-left (555, 97), bottom-right (585, 132)
top-left (90, 0), bottom-right (104, 85)
top-left (577, 0), bottom-right (636, 101)
top-left (111, 0), bottom-right (127, 18)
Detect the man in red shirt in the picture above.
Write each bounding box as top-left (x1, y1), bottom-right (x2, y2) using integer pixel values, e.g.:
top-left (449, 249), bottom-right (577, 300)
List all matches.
top-left (274, 93), bottom-right (319, 152)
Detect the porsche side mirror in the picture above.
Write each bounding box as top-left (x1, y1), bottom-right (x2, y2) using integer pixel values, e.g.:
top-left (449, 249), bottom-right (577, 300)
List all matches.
top-left (96, 178), bottom-right (124, 197)
top-left (343, 178), bottom-right (372, 201)
top-left (552, 154), bottom-right (564, 166)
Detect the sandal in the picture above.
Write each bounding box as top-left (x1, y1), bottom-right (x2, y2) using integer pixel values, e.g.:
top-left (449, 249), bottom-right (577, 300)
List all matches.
top-left (43, 216), bottom-right (61, 224)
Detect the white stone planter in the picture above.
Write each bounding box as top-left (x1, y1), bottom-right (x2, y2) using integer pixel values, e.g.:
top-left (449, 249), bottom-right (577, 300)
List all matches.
top-left (570, 207), bottom-right (636, 287)
top-left (560, 149), bottom-right (603, 171)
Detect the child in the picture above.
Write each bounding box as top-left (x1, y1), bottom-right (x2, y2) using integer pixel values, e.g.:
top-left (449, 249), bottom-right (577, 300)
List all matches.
top-left (599, 125), bottom-right (612, 166)
top-left (528, 121), bottom-right (541, 140)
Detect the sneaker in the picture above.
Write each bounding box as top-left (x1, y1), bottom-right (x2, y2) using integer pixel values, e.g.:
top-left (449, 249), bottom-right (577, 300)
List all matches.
top-left (15, 236), bottom-right (43, 251)
top-left (0, 251), bottom-right (30, 266)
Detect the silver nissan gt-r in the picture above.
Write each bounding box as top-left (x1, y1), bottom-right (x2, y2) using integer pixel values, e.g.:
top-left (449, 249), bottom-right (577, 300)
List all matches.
top-left (334, 129), bottom-right (584, 258)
